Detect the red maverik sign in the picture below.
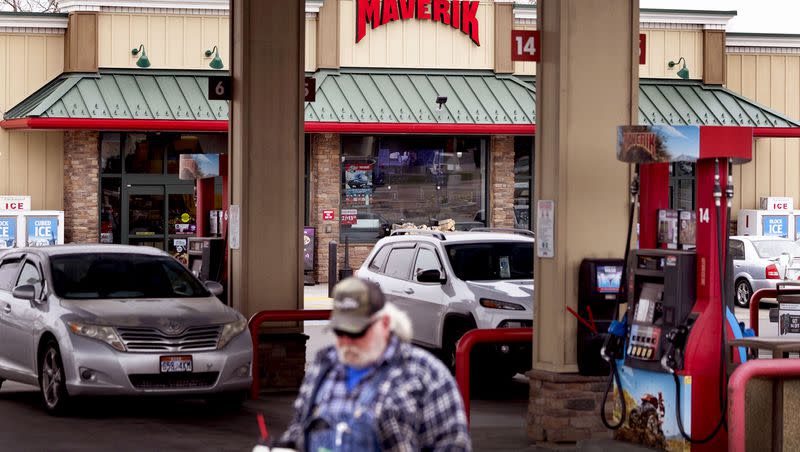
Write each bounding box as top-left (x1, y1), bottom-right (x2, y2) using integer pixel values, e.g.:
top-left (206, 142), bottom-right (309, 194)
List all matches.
top-left (356, 0), bottom-right (480, 46)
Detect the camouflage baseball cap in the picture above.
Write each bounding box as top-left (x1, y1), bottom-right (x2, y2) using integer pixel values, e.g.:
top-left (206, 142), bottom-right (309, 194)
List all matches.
top-left (329, 277), bottom-right (385, 334)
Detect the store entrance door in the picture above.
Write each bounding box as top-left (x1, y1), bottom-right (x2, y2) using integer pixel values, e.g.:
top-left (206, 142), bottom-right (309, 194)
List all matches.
top-left (122, 183), bottom-right (196, 261)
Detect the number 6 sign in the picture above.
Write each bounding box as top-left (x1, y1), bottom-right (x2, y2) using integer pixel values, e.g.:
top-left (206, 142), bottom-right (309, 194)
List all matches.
top-left (207, 76), bottom-right (232, 101)
top-left (511, 30), bottom-right (540, 62)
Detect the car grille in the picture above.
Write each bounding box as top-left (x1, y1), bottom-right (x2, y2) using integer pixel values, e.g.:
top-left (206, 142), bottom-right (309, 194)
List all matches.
top-left (117, 325), bottom-right (222, 352)
top-left (129, 372), bottom-right (219, 390)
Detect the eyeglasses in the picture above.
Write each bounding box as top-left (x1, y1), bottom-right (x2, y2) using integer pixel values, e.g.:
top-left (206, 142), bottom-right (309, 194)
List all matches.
top-left (333, 320), bottom-right (376, 339)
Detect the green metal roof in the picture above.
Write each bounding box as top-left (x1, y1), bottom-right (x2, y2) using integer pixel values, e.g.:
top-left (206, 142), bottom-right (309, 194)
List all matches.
top-left (304, 69), bottom-right (535, 125)
top-left (4, 69), bottom-right (229, 121)
top-left (5, 68), bottom-right (799, 129)
top-left (638, 79), bottom-right (800, 127)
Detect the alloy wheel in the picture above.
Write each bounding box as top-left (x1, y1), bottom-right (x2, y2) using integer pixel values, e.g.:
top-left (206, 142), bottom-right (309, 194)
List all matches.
top-left (735, 281), bottom-right (752, 308)
top-left (41, 347), bottom-right (64, 410)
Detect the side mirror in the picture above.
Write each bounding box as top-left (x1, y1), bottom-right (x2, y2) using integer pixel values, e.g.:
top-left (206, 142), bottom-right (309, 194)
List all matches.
top-left (417, 269), bottom-right (446, 284)
top-left (205, 281), bottom-right (224, 296)
top-left (12, 284), bottom-right (36, 301)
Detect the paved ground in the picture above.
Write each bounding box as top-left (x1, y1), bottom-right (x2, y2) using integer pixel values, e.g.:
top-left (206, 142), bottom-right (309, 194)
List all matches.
top-left (0, 287), bottom-right (762, 451)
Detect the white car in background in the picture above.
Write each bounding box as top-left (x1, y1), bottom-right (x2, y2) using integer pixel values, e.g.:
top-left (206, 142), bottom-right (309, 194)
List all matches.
top-left (730, 236), bottom-right (800, 307)
top-left (357, 229), bottom-right (534, 379)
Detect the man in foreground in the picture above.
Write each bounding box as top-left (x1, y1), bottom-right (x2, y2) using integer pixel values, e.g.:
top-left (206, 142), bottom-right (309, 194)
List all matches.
top-left (275, 277), bottom-right (471, 451)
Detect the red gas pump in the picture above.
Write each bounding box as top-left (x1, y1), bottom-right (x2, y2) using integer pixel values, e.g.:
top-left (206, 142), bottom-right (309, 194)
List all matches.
top-left (601, 125), bottom-right (752, 451)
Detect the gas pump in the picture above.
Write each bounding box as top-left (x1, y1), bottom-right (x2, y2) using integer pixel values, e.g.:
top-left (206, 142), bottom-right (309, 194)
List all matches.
top-left (600, 125), bottom-right (753, 451)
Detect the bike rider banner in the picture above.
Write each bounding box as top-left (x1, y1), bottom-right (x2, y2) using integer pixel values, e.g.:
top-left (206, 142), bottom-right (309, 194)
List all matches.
top-left (613, 363), bottom-right (691, 452)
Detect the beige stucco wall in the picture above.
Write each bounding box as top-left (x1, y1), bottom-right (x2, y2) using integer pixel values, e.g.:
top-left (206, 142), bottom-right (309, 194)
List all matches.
top-left (306, 16), bottom-right (318, 72)
top-left (513, 28), bottom-right (704, 78)
top-left (0, 33), bottom-right (65, 210)
top-left (97, 13), bottom-right (230, 69)
top-left (727, 53), bottom-right (800, 217)
top-left (339, 0), bottom-right (495, 69)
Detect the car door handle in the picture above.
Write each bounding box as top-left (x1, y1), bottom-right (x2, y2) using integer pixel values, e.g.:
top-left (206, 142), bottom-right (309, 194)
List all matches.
top-left (404, 288), bottom-right (414, 294)
top-left (2, 305), bottom-right (10, 314)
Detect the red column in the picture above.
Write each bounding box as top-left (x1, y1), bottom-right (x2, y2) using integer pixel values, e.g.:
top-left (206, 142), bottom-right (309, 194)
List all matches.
top-left (196, 177), bottom-right (215, 237)
top-left (637, 162), bottom-right (669, 249)
top-left (683, 157), bottom-right (729, 452)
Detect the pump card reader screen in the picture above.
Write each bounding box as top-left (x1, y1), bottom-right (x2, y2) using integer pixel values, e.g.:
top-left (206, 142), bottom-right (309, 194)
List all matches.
top-left (635, 282), bottom-right (663, 323)
top-left (596, 265), bottom-right (623, 293)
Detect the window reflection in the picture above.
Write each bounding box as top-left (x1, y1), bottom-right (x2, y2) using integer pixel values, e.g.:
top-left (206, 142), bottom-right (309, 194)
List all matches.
top-left (340, 136), bottom-right (487, 243)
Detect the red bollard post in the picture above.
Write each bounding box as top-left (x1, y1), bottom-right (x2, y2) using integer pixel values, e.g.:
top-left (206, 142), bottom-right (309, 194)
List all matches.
top-left (248, 309), bottom-right (332, 399)
top-left (728, 359), bottom-right (800, 452)
top-left (454, 328), bottom-right (533, 425)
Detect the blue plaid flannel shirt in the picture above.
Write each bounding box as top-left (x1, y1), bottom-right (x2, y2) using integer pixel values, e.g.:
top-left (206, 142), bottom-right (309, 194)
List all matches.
top-left (277, 334), bottom-right (471, 451)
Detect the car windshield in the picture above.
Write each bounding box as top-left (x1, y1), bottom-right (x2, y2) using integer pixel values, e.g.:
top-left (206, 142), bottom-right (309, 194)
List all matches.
top-left (445, 242), bottom-right (533, 281)
top-left (49, 253), bottom-right (210, 299)
top-left (752, 240), bottom-right (800, 259)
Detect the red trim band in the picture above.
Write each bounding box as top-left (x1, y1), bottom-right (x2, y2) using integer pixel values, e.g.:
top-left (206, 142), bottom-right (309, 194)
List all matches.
top-left (1, 117), bottom-right (537, 135)
top-left (304, 122), bottom-right (536, 135)
top-left (753, 127), bottom-right (800, 138)
top-left (1, 118), bottom-right (229, 132)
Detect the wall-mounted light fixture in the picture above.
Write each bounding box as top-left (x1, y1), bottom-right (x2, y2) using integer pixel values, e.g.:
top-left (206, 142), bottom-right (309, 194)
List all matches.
top-left (131, 44), bottom-right (151, 68)
top-left (667, 57), bottom-right (689, 80)
top-left (204, 46), bottom-right (224, 69)
top-left (436, 96), bottom-right (448, 112)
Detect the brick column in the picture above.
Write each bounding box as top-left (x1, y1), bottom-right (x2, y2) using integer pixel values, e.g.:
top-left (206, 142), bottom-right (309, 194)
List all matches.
top-left (310, 133), bottom-right (341, 283)
top-left (63, 130), bottom-right (99, 244)
top-left (527, 370), bottom-right (613, 442)
top-left (490, 135), bottom-right (516, 229)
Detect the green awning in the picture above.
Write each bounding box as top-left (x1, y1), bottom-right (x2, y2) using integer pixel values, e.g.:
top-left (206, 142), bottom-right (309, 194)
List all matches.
top-left (4, 69), bottom-right (229, 121)
top-left (3, 68), bottom-right (799, 132)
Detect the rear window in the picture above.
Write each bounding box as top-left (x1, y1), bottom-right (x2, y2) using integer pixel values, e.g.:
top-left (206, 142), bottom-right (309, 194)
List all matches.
top-left (0, 258), bottom-right (22, 291)
top-left (384, 248), bottom-right (416, 279)
top-left (368, 246), bottom-right (391, 272)
top-left (446, 242), bottom-right (533, 281)
top-left (49, 253), bottom-right (210, 299)
top-left (752, 240), bottom-right (800, 259)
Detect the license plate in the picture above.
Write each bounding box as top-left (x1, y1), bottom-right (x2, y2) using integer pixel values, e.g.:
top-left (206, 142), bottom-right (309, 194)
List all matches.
top-left (160, 356), bottom-right (193, 373)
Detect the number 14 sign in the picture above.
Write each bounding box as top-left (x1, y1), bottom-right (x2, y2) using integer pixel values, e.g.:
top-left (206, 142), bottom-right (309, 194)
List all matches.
top-left (511, 30), bottom-right (540, 62)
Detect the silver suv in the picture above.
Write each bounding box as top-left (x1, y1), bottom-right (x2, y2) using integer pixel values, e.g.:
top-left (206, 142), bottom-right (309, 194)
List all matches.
top-left (357, 229), bottom-right (534, 378)
top-left (0, 245), bottom-right (252, 414)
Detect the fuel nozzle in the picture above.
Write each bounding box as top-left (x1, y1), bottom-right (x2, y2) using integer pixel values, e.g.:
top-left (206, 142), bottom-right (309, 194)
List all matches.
top-left (713, 158), bottom-right (722, 207)
top-left (725, 160), bottom-right (734, 208)
top-left (661, 324), bottom-right (690, 373)
top-left (601, 317), bottom-right (628, 362)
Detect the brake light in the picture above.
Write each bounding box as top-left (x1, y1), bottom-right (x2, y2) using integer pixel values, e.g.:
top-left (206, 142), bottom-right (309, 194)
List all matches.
top-left (766, 263), bottom-right (781, 279)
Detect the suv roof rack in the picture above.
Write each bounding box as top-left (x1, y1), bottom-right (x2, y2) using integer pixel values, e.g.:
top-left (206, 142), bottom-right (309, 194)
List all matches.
top-left (469, 227), bottom-right (535, 238)
top-left (390, 229), bottom-right (447, 240)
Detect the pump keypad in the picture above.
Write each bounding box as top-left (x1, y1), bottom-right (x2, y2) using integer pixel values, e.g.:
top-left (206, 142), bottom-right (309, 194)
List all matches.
top-left (627, 325), bottom-right (661, 361)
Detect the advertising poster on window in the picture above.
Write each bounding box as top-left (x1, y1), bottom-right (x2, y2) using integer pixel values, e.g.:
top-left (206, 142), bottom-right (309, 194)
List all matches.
top-left (0, 217), bottom-right (16, 248)
top-left (341, 209), bottom-right (358, 226)
top-left (303, 227), bottom-right (315, 272)
top-left (345, 163), bottom-right (373, 205)
top-left (26, 217), bottom-right (58, 247)
top-left (178, 154), bottom-right (220, 180)
top-left (536, 200), bottom-right (554, 258)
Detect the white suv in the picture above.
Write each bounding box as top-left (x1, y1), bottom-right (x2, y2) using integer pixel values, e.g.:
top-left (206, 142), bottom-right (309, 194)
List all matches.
top-left (357, 229), bottom-right (534, 378)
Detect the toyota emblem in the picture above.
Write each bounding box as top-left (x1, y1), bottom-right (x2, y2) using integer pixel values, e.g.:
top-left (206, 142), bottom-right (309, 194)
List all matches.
top-left (165, 321), bottom-right (182, 334)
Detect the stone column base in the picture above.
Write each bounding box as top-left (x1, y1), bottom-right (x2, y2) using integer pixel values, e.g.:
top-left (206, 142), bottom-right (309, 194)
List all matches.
top-left (526, 369), bottom-right (614, 443)
top-left (256, 332), bottom-right (308, 392)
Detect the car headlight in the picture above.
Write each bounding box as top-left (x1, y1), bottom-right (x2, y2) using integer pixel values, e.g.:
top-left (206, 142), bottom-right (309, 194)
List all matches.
top-left (480, 298), bottom-right (525, 311)
top-left (67, 322), bottom-right (126, 352)
top-left (218, 318), bottom-right (248, 349)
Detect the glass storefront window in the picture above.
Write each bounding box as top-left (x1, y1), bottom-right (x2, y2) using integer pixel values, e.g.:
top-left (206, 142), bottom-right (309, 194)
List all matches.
top-left (340, 136), bottom-right (487, 243)
top-left (101, 133), bottom-right (122, 174)
top-left (124, 134), bottom-right (166, 174)
top-left (100, 178), bottom-right (121, 244)
top-left (514, 137), bottom-right (534, 230)
top-left (129, 194), bottom-right (165, 235)
top-left (167, 134), bottom-right (227, 174)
